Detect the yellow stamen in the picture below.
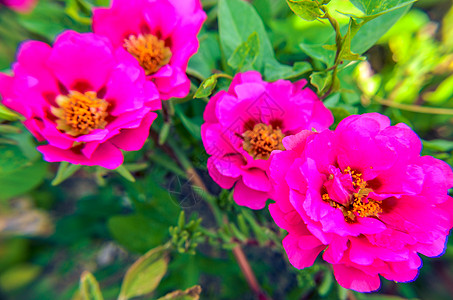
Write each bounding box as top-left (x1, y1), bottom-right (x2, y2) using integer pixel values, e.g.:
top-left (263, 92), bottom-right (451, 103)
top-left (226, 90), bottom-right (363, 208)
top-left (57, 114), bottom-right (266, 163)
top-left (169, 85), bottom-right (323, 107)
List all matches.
top-left (52, 91), bottom-right (109, 137)
top-left (322, 166), bottom-right (382, 223)
top-left (124, 34), bottom-right (172, 75)
top-left (242, 123), bottom-right (285, 160)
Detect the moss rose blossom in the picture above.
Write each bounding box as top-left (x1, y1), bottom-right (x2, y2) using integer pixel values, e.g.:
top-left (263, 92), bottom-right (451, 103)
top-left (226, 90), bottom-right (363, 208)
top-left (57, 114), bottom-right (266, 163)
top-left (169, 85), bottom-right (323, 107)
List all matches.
top-left (269, 113), bottom-right (453, 292)
top-left (92, 0), bottom-right (206, 100)
top-left (0, 31), bottom-right (160, 169)
top-left (201, 71), bottom-right (333, 209)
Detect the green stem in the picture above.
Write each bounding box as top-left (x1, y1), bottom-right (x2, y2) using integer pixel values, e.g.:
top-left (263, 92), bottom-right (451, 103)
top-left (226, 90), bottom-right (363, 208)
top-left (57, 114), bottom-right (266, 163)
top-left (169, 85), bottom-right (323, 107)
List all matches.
top-left (371, 96), bottom-right (453, 115)
top-left (320, 6), bottom-right (343, 99)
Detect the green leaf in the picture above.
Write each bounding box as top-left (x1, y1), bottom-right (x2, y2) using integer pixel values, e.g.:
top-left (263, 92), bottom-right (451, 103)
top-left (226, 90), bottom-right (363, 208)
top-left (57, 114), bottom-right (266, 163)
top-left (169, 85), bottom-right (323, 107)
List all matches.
top-left (118, 245), bottom-right (169, 300)
top-left (79, 271), bottom-right (104, 300)
top-left (350, 0), bottom-right (415, 16)
top-left (65, 0), bottom-right (93, 25)
top-left (193, 75), bottom-right (219, 99)
top-left (115, 165), bottom-right (136, 182)
top-left (264, 61), bottom-right (312, 81)
top-left (0, 264), bottom-right (41, 292)
top-left (310, 71), bottom-right (332, 95)
top-left (51, 162), bottom-right (81, 186)
top-left (227, 32), bottom-right (260, 70)
top-left (0, 104), bottom-right (23, 121)
top-left (108, 214), bottom-right (168, 253)
top-left (300, 42), bottom-right (336, 66)
top-left (17, 0), bottom-right (89, 41)
top-left (0, 160), bottom-right (47, 201)
top-left (159, 122), bottom-right (171, 145)
top-left (0, 144), bottom-right (30, 174)
top-left (424, 75), bottom-right (453, 104)
top-left (218, 0), bottom-right (275, 73)
top-left (156, 285), bottom-right (202, 300)
top-left (175, 107), bottom-right (202, 140)
top-left (286, 0), bottom-right (322, 21)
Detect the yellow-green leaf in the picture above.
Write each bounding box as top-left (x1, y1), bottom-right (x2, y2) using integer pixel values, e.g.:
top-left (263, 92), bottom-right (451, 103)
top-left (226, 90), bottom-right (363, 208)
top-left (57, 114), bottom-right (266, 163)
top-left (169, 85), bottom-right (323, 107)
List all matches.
top-left (80, 271), bottom-right (104, 300)
top-left (286, 0), bottom-right (322, 21)
top-left (156, 285), bottom-right (202, 300)
top-left (118, 245), bottom-right (169, 300)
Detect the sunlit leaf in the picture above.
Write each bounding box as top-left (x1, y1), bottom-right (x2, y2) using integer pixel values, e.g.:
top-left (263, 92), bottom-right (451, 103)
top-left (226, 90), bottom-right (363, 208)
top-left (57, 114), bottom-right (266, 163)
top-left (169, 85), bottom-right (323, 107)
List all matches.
top-left (79, 271), bottom-right (104, 300)
top-left (227, 32), bottom-right (260, 70)
top-left (118, 245), bottom-right (169, 300)
top-left (286, 0), bottom-right (322, 21)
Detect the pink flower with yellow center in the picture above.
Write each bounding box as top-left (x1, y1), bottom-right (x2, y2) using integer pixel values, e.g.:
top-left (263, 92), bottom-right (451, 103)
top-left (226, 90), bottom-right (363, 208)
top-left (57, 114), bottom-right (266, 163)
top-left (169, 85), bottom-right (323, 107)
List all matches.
top-left (92, 0), bottom-right (206, 100)
top-left (1, 0), bottom-right (36, 13)
top-left (0, 31), bottom-right (160, 169)
top-left (269, 113), bottom-right (453, 292)
top-left (201, 71), bottom-right (333, 209)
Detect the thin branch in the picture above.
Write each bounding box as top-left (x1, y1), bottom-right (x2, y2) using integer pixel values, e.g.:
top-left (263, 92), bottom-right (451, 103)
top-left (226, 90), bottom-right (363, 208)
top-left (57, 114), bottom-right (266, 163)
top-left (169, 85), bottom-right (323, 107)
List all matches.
top-left (370, 96), bottom-right (453, 115)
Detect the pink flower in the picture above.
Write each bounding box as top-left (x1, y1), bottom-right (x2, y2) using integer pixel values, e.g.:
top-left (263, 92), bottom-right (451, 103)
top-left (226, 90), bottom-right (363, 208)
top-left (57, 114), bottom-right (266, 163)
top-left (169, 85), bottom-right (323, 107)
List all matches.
top-left (92, 0), bottom-right (206, 100)
top-left (1, 0), bottom-right (36, 13)
top-left (269, 113), bottom-right (453, 292)
top-left (201, 71), bottom-right (333, 209)
top-left (0, 31), bottom-right (160, 169)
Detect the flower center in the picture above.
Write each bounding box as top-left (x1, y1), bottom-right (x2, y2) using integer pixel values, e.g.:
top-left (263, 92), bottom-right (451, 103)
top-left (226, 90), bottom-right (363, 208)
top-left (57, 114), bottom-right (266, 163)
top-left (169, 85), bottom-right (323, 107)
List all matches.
top-left (242, 123), bottom-right (285, 160)
top-left (123, 33), bottom-right (172, 75)
top-left (322, 166), bottom-right (382, 223)
top-left (52, 91), bottom-right (109, 137)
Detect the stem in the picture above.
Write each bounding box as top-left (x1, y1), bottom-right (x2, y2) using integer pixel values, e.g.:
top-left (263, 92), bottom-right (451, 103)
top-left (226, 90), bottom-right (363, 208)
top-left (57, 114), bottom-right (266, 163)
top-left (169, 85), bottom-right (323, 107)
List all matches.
top-left (370, 96), bottom-right (453, 115)
top-left (319, 6), bottom-right (343, 100)
top-left (232, 245), bottom-right (270, 300)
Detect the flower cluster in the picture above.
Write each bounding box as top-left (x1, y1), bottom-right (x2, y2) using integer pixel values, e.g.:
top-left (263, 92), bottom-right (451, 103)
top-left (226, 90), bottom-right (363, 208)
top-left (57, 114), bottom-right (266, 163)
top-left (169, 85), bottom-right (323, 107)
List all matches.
top-left (201, 71), bottom-right (333, 209)
top-left (0, 0), bottom-right (206, 168)
top-left (201, 72), bottom-right (453, 291)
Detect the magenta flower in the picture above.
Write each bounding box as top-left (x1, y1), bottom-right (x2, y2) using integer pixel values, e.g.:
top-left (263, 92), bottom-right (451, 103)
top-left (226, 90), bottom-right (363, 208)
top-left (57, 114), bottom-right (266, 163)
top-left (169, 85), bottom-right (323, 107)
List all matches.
top-left (201, 71), bottom-right (333, 209)
top-left (92, 0), bottom-right (206, 100)
top-left (1, 0), bottom-right (36, 13)
top-left (269, 113), bottom-right (453, 292)
top-left (0, 31), bottom-right (160, 169)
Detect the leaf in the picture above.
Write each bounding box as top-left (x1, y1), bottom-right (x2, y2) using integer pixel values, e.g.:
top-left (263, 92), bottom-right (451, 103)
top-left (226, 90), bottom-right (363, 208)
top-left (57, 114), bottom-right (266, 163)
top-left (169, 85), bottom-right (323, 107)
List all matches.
top-left (17, 0), bottom-right (89, 41)
top-left (264, 61), bottom-right (312, 81)
top-left (115, 165), bottom-right (136, 182)
top-left (0, 160), bottom-right (47, 201)
top-left (227, 32), bottom-right (260, 70)
top-left (188, 32), bottom-right (221, 79)
top-left (118, 245), bottom-right (169, 300)
top-left (175, 107), bottom-right (202, 141)
top-left (108, 214), bottom-right (168, 253)
top-left (0, 144), bottom-right (30, 174)
top-left (310, 71), bottom-right (333, 95)
top-left (159, 122), bottom-right (171, 145)
top-left (300, 42), bottom-right (336, 66)
top-left (0, 264), bottom-right (41, 292)
top-left (286, 0), bottom-right (322, 21)
top-left (0, 104), bottom-right (23, 121)
top-left (193, 75), bottom-right (219, 99)
top-left (218, 0), bottom-right (275, 73)
top-left (79, 271), bottom-right (104, 300)
top-left (51, 162), bottom-right (81, 186)
top-left (350, 0), bottom-right (415, 16)
top-left (156, 285), bottom-right (202, 300)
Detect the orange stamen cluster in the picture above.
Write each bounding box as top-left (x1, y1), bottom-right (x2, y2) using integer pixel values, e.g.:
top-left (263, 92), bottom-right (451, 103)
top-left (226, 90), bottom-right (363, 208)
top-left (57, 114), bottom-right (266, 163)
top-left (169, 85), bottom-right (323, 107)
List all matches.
top-left (322, 166), bottom-right (382, 223)
top-left (124, 33), bottom-right (172, 75)
top-left (242, 123), bottom-right (285, 160)
top-left (52, 91), bottom-right (109, 137)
